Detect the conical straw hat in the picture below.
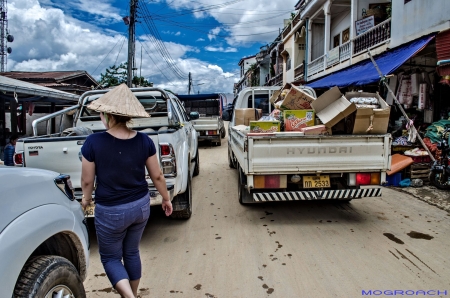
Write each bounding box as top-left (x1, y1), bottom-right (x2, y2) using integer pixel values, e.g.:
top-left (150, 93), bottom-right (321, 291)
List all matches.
top-left (87, 84), bottom-right (150, 118)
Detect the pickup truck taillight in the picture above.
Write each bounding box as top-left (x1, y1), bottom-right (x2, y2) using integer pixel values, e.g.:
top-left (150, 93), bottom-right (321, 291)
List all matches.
top-left (349, 173), bottom-right (381, 186)
top-left (160, 143), bottom-right (177, 177)
top-left (14, 152), bottom-right (24, 166)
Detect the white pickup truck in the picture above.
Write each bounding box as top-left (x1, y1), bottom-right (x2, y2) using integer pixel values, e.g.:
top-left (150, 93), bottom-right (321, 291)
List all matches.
top-left (178, 94), bottom-right (226, 146)
top-left (228, 87), bottom-right (391, 204)
top-left (14, 87), bottom-right (199, 219)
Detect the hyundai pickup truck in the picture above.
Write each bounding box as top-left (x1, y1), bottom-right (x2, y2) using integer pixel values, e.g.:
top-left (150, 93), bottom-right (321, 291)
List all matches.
top-left (14, 87), bottom-right (200, 219)
top-left (228, 87), bottom-right (391, 204)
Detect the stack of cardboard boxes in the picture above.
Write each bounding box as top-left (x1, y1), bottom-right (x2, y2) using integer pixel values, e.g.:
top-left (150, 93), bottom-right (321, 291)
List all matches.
top-left (234, 84), bottom-right (391, 136)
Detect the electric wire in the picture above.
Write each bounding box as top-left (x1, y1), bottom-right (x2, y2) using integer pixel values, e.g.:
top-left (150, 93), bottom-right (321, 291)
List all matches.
top-left (138, 3), bottom-right (188, 79)
top-left (113, 35), bottom-right (127, 67)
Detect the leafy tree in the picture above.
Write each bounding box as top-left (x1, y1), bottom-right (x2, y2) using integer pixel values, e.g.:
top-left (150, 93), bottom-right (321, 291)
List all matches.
top-left (99, 62), bottom-right (153, 88)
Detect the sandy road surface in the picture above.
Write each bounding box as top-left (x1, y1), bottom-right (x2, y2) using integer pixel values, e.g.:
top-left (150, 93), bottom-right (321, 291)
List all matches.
top-left (84, 129), bottom-right (450, 298)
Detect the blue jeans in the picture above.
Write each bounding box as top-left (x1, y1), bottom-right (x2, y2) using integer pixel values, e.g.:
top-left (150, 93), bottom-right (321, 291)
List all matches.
top-left (95, 194), bottom-right (150, 287)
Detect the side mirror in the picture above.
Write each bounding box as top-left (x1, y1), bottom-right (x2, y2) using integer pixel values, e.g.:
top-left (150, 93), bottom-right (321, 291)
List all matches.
top-left (190, 111), bottom-right (200, 120)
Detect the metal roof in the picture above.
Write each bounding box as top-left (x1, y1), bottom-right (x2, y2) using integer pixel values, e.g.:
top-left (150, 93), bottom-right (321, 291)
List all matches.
top-left (2, 70), bottom-right (96, 82)
top-left (0, 75), bottom-right (79, 102)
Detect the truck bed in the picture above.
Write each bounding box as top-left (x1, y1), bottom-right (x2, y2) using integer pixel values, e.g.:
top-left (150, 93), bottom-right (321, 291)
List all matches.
top-left (231, 128), bottom-right (391, 175)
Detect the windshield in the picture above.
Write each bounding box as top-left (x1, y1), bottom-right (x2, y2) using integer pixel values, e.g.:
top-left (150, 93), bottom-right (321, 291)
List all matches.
top-left (79, 91), bottom-right (168, 120)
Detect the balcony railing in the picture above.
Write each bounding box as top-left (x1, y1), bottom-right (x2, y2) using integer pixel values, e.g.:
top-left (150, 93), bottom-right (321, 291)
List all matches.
top-left (266, 73), bottom-right (283, 86)
top-left (307, 18), bottom-right (391, 79)
top-left (339, 41), bottom-right (351, 62)
top-left (294, 63), bottom-right (304, 80)
top-left (353, 18), bottom-right (391, 55)
top-left (308, 55), bottom-right (325, 76)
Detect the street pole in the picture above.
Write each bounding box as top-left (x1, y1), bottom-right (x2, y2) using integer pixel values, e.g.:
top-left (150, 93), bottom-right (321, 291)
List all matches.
top-left (127, 0), bottom-right (137, 87)
top-left (367, 50), bottom-right (435, 161)
top-left (188, 72), bottom-right (192, 95)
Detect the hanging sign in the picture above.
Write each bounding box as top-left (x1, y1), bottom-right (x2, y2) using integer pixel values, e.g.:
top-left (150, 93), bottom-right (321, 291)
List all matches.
top-left (355, 16), bottom-right (375, 36)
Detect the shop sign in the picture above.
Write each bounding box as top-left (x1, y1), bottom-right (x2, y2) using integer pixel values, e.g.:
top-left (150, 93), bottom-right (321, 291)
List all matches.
top-left (327, 47), bottom-right (339, 66)
top-left (355, 16), bottom-right (375, 36)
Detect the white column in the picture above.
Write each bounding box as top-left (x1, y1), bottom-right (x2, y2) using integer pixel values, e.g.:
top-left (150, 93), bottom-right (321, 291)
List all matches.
top-left (308, 19), bottom-right (313, 63)
top-left (323, 0), bottom-right (332, 70)
top-left (350, 0), bottom-right (357, 64)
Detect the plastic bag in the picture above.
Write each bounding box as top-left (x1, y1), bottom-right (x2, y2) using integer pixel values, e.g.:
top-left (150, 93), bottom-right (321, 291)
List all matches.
top-left (399, 178), bottom-right (411, 188)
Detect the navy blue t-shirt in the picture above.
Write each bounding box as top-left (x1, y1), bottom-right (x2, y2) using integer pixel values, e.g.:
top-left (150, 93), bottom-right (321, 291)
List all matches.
top-left (81, 131), bottom-right (156, 206)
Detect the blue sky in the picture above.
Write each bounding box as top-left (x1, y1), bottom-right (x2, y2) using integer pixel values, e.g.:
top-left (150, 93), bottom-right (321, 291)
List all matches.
top-left (6, 0), bottom-right (296, 93)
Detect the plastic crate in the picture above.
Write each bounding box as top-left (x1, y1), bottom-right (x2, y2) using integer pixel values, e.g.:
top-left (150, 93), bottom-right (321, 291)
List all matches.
top-left (386, 172), bottom-right (402, 186)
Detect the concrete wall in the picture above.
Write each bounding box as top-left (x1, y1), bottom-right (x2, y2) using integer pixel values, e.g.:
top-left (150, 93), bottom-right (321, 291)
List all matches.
top-left (330, 9), bottom-right (351, 49)
top-left (391, 0), bottom-right (450, 48)
top-left (240, 57), bottom-right (256, 78)
top-left (259, 64), bottom-right (270, 86)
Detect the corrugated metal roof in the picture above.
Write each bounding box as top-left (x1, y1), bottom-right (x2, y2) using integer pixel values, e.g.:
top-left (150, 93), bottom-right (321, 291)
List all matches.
top-left (2, 70), bottom-right (86, 81)
top-left (0, 75), bottom-right (79, 101)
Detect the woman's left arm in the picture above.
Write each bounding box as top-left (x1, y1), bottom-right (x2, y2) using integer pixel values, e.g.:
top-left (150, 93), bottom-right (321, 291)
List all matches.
top-left (81, 156), bottom-right (95, 209)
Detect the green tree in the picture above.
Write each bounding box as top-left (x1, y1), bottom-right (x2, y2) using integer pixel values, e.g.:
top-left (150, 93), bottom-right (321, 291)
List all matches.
top-left (99, 62), bottom-right (128, 88)
top-left (99, 62), bottom-right (153, 88)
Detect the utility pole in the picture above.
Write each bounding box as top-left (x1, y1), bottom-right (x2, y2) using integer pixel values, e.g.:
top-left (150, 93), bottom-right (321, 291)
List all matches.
top-left (0, 0), bottom-right (13, 73)
top-left (188, 72), bottom-right (192, 94)
top-left (127, 0), bottom-right (137, 87)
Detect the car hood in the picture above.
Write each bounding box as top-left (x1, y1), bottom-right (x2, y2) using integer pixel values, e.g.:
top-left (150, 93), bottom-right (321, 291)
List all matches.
top-left (0, 167), bottom-right (73, 232)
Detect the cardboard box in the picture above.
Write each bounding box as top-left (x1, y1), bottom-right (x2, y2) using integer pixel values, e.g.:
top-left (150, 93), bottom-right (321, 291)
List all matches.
top-left (272, 83), bottom-right (315, 110)
top-left (249, 121), bottom-right (280, 133)
top-left (301, 124), bottom-right (329, 135)
top-left (283, 110), bottom-right (315, 131)
top-left (345, 91), bottom-right (391, 134)
top-left (235, 108), bottom-right (262, 126)
top-left (311, 86), bottom-right (356, 130)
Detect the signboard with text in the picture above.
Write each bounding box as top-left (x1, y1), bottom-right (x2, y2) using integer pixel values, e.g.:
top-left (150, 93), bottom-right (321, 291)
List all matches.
top-left (355, 16), bottom-right (375, 36)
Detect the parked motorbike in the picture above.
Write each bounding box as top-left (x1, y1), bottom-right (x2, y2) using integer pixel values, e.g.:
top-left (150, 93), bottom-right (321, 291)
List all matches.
top-left (429, 126), bottom-right (450, 190)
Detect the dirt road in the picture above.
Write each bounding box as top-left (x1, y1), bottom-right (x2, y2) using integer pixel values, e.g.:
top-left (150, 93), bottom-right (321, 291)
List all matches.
top-left (84, 132), bottom-right (450, 297)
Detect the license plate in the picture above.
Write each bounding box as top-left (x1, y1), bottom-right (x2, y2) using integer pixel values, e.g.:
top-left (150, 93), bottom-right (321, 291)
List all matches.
top-left (303, 175), bottom-right (330, 188)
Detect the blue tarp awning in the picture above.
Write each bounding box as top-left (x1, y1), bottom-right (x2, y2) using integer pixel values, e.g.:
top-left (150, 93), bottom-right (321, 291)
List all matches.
top-left (307, 33), bottom-right (436, 89)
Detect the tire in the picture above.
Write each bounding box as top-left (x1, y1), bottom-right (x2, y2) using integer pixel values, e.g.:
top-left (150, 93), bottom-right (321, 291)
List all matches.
top-left (215, 137), bottom-right (222, 146)
top-left (62, 126), bottom-right (93, 137)
top-left (228, 147), bottom-right (236, 169)
top-left (171, 176), bottom-right (192, 219)
top-left (193, 149), bottom-right (200, 177)
top-left (14, 256), bottom-right (86, 298)
top-left (238, 169), bottom-right (253, 205)
top-left (220, 128), bottom-right (226, 139)
top-left (429, 170), bottom-right (450, 190)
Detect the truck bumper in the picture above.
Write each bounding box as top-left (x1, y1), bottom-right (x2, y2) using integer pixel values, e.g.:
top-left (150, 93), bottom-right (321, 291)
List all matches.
top-left (198, 135), bottom-right (220, 141)
top-left (252, 187), bottom-right (382, 202)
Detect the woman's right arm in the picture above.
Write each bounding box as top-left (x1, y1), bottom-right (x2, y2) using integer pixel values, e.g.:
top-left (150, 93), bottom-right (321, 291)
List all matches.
top-left (146, 154), bottom-right (172, 216)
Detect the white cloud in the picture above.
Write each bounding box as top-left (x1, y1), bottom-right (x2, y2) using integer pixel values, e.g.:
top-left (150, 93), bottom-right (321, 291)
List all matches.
top-left (196, 38), bottom-right (205, 42)
top-left (165, 0), bottom-right (297, 46)
top-left (205, 46), bottom-right (237, 53)
top-left (5, 0), bottom-right (239, 93)
top-left (208, 27), bottom-right (221, 41)
top-left (175, 32), bottom-right (181, 36)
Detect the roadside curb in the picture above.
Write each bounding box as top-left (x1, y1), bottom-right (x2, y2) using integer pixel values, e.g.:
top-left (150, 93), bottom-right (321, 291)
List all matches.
top-left (388, 186), bottom-right (450, 213)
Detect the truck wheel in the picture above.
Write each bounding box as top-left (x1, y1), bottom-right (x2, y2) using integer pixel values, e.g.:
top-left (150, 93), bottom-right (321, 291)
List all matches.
top-left (238, 169), bottom-right (253, 205)
top-left (193, 149), bottom-right (200, 177)
top-left (171, 176), bottom-right (192, 219)
top-left (220, 128), bottom-right (226, 139)
top-left (14, 256), bottom-right (86, 298)
top-left (228, 147), bottom-right (236, 169)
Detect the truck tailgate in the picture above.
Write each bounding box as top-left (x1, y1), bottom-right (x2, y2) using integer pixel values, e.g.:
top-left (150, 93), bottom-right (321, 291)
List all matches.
top-left (232, 131), bottom-right (391, 174)
top-left (192, 117), bottom-right (219, 131)
top-left (22, 134), bottom-right (160, 190)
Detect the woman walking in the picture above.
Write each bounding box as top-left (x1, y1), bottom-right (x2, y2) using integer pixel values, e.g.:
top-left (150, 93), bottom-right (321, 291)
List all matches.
top-left (81, 84), bottom-right (172, 298)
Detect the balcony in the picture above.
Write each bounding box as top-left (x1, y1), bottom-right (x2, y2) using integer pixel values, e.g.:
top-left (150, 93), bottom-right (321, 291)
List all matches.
top-left (353, 18), bottom-right (391, 56)
top-left (266, 73), bottom-right (283, 86)
top-left (307, 18), bottom-right (391, 80)
top-left (308, 55), bottom-right (325, 76)
top-left (294, 63), bottom-right (305, 81)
